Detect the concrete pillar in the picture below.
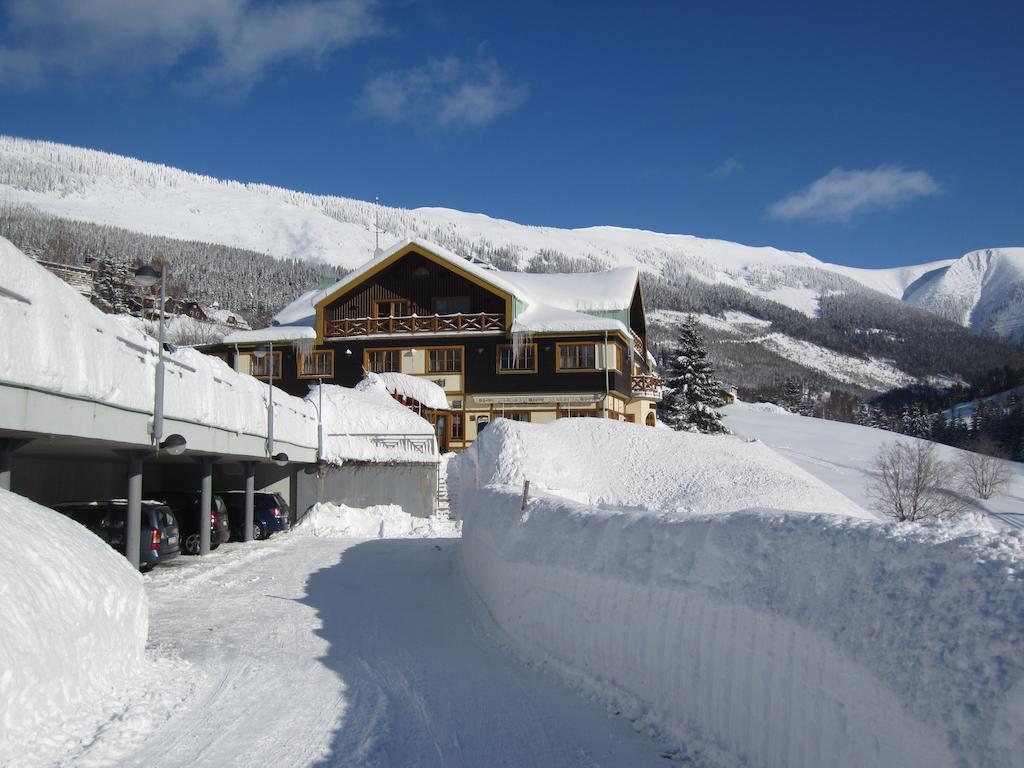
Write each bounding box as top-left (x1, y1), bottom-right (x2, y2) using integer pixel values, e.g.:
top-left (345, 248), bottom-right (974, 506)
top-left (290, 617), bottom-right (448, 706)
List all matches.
top-left (243, 461), bottom-right (256, 542)
top-left (199, 456), bottom-right (213, 556)
top-left (0, 438), bottom-right (31, 492)
top-left (126, 452), bottom-right (143, 570)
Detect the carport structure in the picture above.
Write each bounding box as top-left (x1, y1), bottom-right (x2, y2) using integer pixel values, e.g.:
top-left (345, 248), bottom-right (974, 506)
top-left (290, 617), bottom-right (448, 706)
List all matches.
top-left (0, 239), bottom-right (320, 567)
top-left (0, 367), bottom-right (318, 568)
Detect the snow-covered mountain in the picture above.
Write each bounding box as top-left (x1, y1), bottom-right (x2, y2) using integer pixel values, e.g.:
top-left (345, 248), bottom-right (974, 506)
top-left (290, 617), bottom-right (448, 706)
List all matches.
top-left (0, 135), bottom-right (974, 316)
top-left (1, 135), bottom-right (1021, 395)
top-left (900, 248), bottom-right (1024, 343)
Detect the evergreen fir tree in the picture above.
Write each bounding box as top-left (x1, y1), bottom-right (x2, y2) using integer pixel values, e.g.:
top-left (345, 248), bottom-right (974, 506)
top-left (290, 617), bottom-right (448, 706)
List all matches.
top-left (658, 316), bottom-right (728, 434)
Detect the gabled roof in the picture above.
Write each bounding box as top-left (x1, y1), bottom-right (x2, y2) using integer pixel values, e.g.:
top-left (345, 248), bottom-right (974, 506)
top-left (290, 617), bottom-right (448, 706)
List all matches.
top-left (272, 238), bottom-right (642, 337)
top-left (314, 238), bottom-right (523, 312)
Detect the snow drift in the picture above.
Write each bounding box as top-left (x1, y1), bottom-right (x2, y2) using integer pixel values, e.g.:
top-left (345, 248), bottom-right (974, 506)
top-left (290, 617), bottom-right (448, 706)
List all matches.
top-left (292, 502), bottom-right (459, 538)
top-left (0, 488), bottom-right (149, 757)
top-left (463, 417), bottom-right (870, 519)
top-left (450, 419), bottom-right (1024, 768)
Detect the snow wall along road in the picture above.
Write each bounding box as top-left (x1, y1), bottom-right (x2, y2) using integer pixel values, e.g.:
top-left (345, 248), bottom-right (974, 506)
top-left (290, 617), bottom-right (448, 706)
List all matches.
top-left (449, 419), bottom-right (1024, 768)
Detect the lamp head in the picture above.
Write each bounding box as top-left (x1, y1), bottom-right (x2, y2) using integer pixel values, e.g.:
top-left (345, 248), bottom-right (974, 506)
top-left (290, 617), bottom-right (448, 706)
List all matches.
top-left (272, 452), bottom-right (289, 466)
top-left (159, 433), bottom-right (187, 456)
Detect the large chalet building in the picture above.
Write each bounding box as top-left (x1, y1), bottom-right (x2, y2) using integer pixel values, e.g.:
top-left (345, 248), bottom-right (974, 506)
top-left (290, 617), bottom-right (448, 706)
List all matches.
top-left (207, 239), bottom-right (662, 451)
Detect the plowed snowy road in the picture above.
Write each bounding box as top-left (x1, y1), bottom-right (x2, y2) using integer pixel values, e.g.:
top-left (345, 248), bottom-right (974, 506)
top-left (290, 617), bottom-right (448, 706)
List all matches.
top-left (80, 535), bottom-right (668, 767)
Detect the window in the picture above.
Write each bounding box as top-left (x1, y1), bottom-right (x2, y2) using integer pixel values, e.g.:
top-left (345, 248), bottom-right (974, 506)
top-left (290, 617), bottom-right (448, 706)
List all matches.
top-left (451, 412), bottom-right (465, 440)
top-left (557, 343), bottom-right (598, 371)
top-left (250, 351), bottom-right (282, 379)
top-left (499, 411), bottom-right (531, 422)
top-left (613, 342), bottom-right (627, 373)
top-left (432, 296), bottom-right (470, 314)
top-left (428, 347), bottom-right (462, 373)
top-left (373, 300), bottom-right (409, 318)
top-left (366, 349), bottom-right (400, 373)
top-left (298, 349), bottom-right (334, 378)
top-left (559, 409), bottom-right (599, 418)
top-left (497, 343), bottom-right (537, 373)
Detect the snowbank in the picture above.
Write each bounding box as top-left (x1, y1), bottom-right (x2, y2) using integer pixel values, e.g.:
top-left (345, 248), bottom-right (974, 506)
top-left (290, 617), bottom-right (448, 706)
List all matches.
top-left (464, 417), bottom-right (869, 518)
top-left (357, 371), bottom-right (450, 410)
top-left (292, 502), bottom-right (460, 538)
top-left (309, 383), bottom-right (438, 464)
top-left (0, 236), bottom-right (318, 445)
top-left (0, 489), bottom-right (149, 757)
top-left (450, 421), bottom-right (1024, 768)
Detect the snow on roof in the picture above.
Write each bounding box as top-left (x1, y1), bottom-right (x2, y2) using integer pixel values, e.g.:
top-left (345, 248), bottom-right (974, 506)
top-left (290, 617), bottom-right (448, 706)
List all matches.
top-left (0, 237), bottom-right (430, 464)
top-left (308, 383), bottom-right (438, 464)
top-left (203, 307), bottom-right (250, 329)
top-left (495, 267), bottom-right (639, 312)
top-left (273, 239), bottom-right (640, 335)
top-left (272, 285), bottom-right (335, 327)
top-left (356, 371), bottom-right (450, 410)
top-left (511, 304), bottom-right (628, 336)
top-left (222, 326), bottom-right (317, 346)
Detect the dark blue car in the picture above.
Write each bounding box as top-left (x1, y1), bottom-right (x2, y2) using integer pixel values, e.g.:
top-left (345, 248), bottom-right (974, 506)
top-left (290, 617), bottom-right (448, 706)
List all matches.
top-left (220, 491), bottom-right (290, 540)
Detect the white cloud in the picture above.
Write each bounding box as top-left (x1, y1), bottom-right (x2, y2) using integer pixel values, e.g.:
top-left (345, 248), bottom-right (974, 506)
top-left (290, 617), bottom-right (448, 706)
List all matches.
top-left (362, 54), bottom-right (528, 129)
top-left (0, 0), bottom-right (382, 91)
top-left (768, 165), bottom-right (941, 222)
top-left (711, 157), bottom-right (741, 179)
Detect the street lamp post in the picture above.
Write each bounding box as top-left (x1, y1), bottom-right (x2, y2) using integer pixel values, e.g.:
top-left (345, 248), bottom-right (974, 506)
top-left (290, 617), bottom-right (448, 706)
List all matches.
top-left (253, 343), bottom-right (275, 457)
top-left (134, 264), bottom-right (166, 448)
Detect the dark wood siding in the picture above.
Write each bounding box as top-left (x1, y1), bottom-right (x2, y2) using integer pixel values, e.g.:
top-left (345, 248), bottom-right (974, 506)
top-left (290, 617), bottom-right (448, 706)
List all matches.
top-left (323, 251), bottom-right (505, 321)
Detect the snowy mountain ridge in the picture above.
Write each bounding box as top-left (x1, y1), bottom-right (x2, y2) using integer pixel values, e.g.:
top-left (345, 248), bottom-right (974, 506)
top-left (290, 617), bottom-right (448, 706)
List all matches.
top-left (0, 133), bottom-right (1006, 325)
top-left (902, 247), bottom-right (1024, 343)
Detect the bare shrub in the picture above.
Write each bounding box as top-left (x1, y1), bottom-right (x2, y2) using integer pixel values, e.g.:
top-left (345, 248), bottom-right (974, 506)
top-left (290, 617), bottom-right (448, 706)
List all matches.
top-left (868, 440), bottom-right (967, 522)
top-left (958, 437), bottom-right (1012, 500)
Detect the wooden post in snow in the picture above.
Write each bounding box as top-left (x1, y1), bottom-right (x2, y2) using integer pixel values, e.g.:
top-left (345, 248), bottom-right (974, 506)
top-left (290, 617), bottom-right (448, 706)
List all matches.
top-left (521, 479), bottom-right (530, 511)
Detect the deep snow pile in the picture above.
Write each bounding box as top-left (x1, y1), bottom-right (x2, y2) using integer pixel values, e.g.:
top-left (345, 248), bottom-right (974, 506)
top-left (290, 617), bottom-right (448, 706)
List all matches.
top-left (465, 417), bottom-right (870, 519)
top-left (450, 419), bottom-right (1024, 768)
top-left (0, 489), bottom-right (149, 759)
top-left (308, 382), bottom-right (438, 464)
top-left (356, 371), bottom-right (450, 411)
top-left (292, 502), bottom-right (460, 538)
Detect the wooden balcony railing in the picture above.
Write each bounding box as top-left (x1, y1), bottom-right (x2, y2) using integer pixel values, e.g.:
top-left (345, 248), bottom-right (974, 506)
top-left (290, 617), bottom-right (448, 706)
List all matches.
top-left (631, 330), bottom-right (645, 357)
top-left (324, 312), bottom-right (505, 338)
top-left (631, 374), bottom-right (663, 399)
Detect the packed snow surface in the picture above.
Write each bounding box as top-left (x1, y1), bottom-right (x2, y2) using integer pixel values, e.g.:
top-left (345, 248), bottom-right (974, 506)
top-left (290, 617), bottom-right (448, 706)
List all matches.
top-left (293, 502), bottom-right (460, 538)
top-left (450, 419), bottom-right (1024, 768)
top-left (0, 488), bottom-right (149, 763)
top-left (357, 370), bottom-right (450, 410)
top-left (464, 417), bottom-right (870, 519)
top-left (57, 534), bottom-right (670, 767)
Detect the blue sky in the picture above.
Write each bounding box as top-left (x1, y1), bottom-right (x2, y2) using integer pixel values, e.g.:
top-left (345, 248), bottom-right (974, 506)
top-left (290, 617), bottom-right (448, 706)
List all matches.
top-left (0, 0), bottom-right (1021, 268)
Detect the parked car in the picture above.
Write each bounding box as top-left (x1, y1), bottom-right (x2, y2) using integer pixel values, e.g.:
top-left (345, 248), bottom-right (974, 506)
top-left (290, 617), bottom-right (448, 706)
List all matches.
top-left (220, 491), bottom-right (290, 540)
top-left (52, 500), bottom-right (180, 571)
top-left (147, 491), bottom-right (226, 555)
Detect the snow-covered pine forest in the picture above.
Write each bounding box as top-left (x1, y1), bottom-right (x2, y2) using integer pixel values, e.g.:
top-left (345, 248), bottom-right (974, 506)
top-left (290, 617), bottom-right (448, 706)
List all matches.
top-left (2, 134), bottom-right (1023, 396)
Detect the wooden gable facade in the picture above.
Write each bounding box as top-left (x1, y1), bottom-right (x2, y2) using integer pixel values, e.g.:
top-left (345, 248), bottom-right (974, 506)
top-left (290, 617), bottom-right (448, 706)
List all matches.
top-left (212, 242), bottom-right (662, 451)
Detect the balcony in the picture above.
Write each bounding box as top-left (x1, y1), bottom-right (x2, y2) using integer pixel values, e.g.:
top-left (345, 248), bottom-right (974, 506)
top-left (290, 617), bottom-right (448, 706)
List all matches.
top-left (324, 312), bottom-right (505, 339)
top-left (631, 374), bottom-right (663, 400)
top-left (631, 330), bottom-right (646, 358)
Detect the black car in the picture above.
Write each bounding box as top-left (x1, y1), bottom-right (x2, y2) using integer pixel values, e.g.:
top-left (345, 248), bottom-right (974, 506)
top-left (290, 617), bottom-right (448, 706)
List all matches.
top-left (220, 491), bottom-right (290, 540)
top-left (147, 491), bottom-right (225, 555)
top-left (53, 500), bottom-right (180, 570)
